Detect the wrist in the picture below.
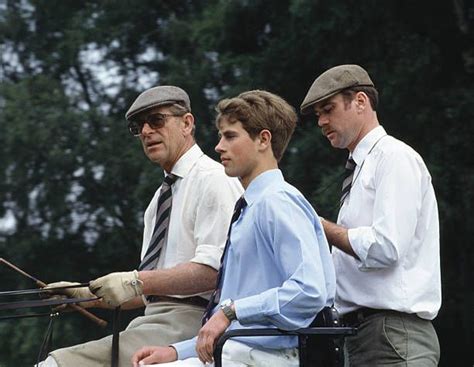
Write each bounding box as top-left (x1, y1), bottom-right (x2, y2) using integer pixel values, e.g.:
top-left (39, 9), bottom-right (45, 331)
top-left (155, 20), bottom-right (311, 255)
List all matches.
top-left (168, 346), bottom-right (178, 362)
top-left (220, 298), bottom-right (237, 322)
top-left (128, 270), bottom-right (144, 297)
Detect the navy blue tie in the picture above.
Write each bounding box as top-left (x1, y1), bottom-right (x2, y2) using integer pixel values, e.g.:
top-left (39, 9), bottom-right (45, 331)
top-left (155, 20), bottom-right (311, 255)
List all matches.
top-left (201, 196), bottom-right (247, 324)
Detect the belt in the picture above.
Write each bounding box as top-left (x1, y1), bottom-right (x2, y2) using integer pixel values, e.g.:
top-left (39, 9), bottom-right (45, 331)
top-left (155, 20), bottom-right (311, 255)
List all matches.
top-left (147, 295), bottom-right (208, 308)
top-left (342, 307), bottom-right (388, 326)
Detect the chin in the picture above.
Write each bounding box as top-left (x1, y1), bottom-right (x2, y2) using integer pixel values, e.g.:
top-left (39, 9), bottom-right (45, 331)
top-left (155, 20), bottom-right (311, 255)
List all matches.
top-left (330, 140), bottom-right (345, 150)
top-left (224, 167), bottom-right (239, 178)
top-left (147, 155), bottom-right (165, 165)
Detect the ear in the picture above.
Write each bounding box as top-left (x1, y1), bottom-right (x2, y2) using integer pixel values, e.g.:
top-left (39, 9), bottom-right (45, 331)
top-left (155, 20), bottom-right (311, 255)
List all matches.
top-left (354, 92), bottom-right (369, 112)
top-left (258, 129), bottom-right (272, 152)
top-left (181, 113), bottom-right (195, 135)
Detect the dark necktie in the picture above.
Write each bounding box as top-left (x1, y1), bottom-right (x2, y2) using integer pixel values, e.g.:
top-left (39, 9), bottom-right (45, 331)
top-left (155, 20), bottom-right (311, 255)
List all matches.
top-left (202, 196), bottom-right (247, 324)
top-left (340, 158), bottom-right (356, 204)
top-left (139, 174), bottom-right (178, 271)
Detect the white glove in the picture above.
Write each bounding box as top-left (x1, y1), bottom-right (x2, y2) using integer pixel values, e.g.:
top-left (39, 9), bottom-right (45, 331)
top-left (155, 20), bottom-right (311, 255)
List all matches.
top-left (43, 281), bottom-right (96, 308)
top-left (44, 281), bottom-right (95, 299)
top-left (89, 270), bottom-right (143, 307)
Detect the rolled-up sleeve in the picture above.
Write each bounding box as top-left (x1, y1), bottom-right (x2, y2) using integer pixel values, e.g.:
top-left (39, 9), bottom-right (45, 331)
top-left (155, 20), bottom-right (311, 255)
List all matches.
top-left (191, 173), bottom-right (241, 270)
top-left (349, 149), bottom-right (422, 270)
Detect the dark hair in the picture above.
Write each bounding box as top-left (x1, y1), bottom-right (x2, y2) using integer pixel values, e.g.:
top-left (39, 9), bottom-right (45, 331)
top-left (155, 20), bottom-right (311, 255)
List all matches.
top-left (341, 86), bottom-right (379, 111)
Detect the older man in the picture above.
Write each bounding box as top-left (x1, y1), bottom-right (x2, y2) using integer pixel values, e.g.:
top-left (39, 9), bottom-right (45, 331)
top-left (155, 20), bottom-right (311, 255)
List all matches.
top-left (131, 90), bottom-right (336, 367)
top-left (40, 86), bottom-right (242, 367)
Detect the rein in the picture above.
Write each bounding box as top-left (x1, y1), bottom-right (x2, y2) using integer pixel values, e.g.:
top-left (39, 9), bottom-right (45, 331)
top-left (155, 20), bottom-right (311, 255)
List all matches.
top-left (1, 258), bottom-right (120, 367)
top-left (0, 282), bottom-right (90, 297)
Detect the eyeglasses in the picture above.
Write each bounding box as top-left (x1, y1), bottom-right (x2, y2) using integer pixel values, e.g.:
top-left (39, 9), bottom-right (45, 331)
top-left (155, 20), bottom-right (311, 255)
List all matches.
top-left (128, 113), bottom-right (181, 136)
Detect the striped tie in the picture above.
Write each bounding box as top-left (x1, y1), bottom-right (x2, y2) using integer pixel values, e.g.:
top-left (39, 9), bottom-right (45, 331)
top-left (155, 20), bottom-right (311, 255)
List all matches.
top-left (340, 158), bottom-right (356, 204)
top-left (201, 196), bottom-right (247, 324)
top-left (139, 174), bottom-right (178, 271)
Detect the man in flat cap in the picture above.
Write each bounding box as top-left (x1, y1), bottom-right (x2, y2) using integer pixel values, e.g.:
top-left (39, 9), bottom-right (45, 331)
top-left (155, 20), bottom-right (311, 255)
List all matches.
top-left (131, 89), bottom-right (336, 367)
top-left (301, 65), bottom-right (441, 366)
top-left (39, 86), bottom-right (243, 367)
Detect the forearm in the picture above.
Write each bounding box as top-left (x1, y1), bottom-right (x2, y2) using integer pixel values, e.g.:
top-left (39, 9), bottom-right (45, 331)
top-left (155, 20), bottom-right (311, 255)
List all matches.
top-left (80, 296), bottom-right (144, 310)
top-left (120, 296), bottom-right (145, 310)
top-left (321, 218), bottom-right (359, 259)
top-left (139, 262), bottom-right (217, 296)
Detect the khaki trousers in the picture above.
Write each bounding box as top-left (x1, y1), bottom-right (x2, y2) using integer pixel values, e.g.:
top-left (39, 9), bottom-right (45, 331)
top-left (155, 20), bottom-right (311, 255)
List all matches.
top-left (49, 301), bottom-right (204, 367)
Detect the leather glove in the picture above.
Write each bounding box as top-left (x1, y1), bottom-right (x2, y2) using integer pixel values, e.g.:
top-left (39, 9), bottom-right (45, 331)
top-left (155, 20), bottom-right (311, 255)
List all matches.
top-left (89, 270), bottom-right (143, 307)
top-left (43, 281), bottom-right (96, 309)
top-left (44, 281), bottom-right (95, 299)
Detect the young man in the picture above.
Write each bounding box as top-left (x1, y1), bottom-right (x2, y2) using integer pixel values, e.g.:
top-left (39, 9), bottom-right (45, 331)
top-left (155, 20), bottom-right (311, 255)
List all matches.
top-left (131, 90), bottom-right (336, 367)
top-left (300, 64), bottom-right (441, 365)
top-left (39, 86), bottom-right (242, 367)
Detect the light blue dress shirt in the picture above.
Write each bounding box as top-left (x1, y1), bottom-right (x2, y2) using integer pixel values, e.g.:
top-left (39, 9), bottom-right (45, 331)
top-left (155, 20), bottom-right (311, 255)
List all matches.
top-left (174, 169), bottom-right (336, 359)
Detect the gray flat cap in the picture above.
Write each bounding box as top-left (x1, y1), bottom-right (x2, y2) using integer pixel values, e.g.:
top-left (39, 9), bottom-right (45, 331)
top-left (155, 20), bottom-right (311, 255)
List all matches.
top-left (300, 64), bottom-right (374, 115)
top-left (126, 85), bottom-right (191, 121)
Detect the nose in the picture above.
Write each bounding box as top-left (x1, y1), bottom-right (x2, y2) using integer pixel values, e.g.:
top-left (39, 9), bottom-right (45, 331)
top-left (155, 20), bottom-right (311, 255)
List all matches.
top-left (141, 122), bottom-right (154, 135)
top-left (215, 137), bottom-right (225, 153)
top-left (317, 115), bottom-right (328, 128)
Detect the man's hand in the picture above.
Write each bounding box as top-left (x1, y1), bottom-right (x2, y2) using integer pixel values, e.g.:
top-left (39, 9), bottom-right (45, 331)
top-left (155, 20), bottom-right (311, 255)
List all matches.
top-left (44, 281), bottom-right (97, 308)
top-left (131, 346), bottom-right (177, 367)
top-left (196, 309), bottom-right (231, 364)
top-left (89, 270), bottom-right (143, 307)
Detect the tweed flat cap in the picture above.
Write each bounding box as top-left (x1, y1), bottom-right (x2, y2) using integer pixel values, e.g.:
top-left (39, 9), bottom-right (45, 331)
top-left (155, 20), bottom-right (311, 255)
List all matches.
top-left (300, 64), bottom-right (374, 115)
top-left (125, 85), bottom-right (191, 121)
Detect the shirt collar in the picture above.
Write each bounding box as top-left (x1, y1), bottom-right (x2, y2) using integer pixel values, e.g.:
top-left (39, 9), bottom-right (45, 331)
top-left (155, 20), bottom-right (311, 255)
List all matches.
top-left (243, 169), bottom-right (284, 206)
top-left (351, 126), bottom-right (387, 165)
top-left (166, 144), bottom-right (204, 179)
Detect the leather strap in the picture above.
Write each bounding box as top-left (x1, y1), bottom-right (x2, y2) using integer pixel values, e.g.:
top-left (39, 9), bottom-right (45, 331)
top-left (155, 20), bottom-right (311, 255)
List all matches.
top-left (0, 283), bottom-right (90, 297)
top-left (342, 307), bottom-right (387, 326)
top-left (0, 297), bottom-right (99, 311)
top-left (147, 295), bottom-right (208, 308)
top-left (111, 306), bottom-right (121, 367)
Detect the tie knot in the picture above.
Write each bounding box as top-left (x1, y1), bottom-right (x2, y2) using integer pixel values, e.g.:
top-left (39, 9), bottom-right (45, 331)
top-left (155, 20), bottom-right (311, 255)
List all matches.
top-left (234, 196), bottom-right (247, 212)
top-left (163, 173), bottom-right (178, 186)
top-left (230, 196), bottom-right (247, 225)
top-left (345, 158), bottom-right (356, 171)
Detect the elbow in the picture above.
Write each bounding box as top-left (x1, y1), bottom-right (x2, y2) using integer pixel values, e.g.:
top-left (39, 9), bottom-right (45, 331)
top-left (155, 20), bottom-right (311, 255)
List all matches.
top-left (310, 286), bottom-right (329, 316)
top-left (295, 284), bottom-right (329, 327)
top-left (365, 236), bottom-right (400, 268)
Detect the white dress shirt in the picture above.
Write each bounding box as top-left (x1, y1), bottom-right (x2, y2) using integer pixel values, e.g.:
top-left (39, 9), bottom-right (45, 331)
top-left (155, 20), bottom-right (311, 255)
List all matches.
top-left (141, 144), bottom-right (243, 298)
top-left (334, 126), bottom-right (441, 320)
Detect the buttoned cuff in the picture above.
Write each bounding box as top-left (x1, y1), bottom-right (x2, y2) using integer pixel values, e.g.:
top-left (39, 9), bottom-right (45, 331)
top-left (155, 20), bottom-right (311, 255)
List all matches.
top-left (234, 291), bottom-right (277, 324)
top-left (172, 336), bottom-right (198, 360)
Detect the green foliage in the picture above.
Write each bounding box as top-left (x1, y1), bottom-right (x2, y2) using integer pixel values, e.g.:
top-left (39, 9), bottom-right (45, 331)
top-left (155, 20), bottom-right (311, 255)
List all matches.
top-left (1, 0), bottom-right (472, 365)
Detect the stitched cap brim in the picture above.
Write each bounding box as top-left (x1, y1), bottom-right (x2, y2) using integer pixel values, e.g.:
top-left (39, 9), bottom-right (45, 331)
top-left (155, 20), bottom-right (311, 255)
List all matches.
top-left (300, 83), bottom-right (374, 115)
top-left (125, 85), bottom-right (191, 121)
top-left (300, 64), bottom-right (374, 115)
top-left (300, 88), bottom-right (344, 115)
top-left (126, 100), bottom-right (180, 121)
